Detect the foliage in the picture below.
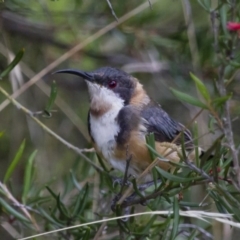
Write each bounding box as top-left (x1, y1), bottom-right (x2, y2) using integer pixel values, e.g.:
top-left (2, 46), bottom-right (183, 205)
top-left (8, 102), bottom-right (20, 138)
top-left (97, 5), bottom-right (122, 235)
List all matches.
top-left (0, 0), bottom-right (240, 239)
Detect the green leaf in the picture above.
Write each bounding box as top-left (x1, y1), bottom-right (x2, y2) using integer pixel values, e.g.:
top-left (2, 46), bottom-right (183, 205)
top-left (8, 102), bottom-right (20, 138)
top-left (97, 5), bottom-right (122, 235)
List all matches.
top-left (193, 122), bottom-right (199, 167)
top-left (82, 228), bottom-right (91, 240)
top-left (43, 80), bottom-right (58, 117)
top-left (140, 215), bottom-right (158, 234)
top-left (56, 194), bottom-right (69, 218)
top-left (0, 198), bottom-right (29, 222)
top-left (46, 186), bottom-right (69, 218)
top-left (38, 207), bottom-right (63, 227)
top-left (4, 139), bottom-right (26, 183)
top-left (0, 49), bottom-right (25, 79)
top-left (190, 72), bottom-right (210, 102)
top-left (220, 4), bottom-right (228, 35)
top-left (170, 88), bottom-right (208, 109)
top-left (152, 167), bottom-right (159, 189)
top-left (212, 94), bottom-right (232, 107)
top-left (161, 217), bottom-right (171, 239)
top-left (170, 196), bottom-right (180, 240)
top-left (96, 153), bottom-right (109, 172)
top-left (22, 150), bottom-right (38, 204)
top-left (200, 134), bottom-right (224, 168)
top-left (72, 183), bottom-right (89, 217)
top-left (229, 60), bottom-right (240, 68)
top-left (146, 133), bottom-right (157, 160)
top-left (197, 0), bottom-right (211, 12)
top-left (0, 131), bottom-right (4, 138)
top-left (156, 166), bottom-right (198, 183)
top-left (70, 170), bottom-right (82, 190)
top-left (188, 229), bottom-right (198, 240)
top-left (146, 144), bottom-right (168, 162)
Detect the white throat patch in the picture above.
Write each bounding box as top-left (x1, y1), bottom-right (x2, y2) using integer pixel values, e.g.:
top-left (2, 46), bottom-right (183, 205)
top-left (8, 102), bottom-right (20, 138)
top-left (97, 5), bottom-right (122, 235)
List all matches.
top-left (87, 82), bottom-right (124, 164)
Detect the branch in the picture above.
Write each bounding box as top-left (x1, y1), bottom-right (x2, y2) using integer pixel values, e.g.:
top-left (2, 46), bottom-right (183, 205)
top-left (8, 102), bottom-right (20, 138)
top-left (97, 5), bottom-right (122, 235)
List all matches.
top-left (0, 85), bottom-right (103, 173)
top-left (0, 0), bottom-right (158, 113)
top-left (0, 182), bottom-right (40, 231)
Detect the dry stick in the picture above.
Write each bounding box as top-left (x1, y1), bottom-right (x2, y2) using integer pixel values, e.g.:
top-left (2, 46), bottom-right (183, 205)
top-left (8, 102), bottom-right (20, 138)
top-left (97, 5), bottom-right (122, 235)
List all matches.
top-left (117, 109), bottom-right (204, 205)
top-left (93, 222), bottom-right (108, 240)
top-left (0, 85), bottom-right (102, 172)
top-left (0, 42), bottom-right (90, 140)
top-left (18, 211), bottom-right (233, 240)
top-left (0, 0), bottom-right (158, 113)
top-left (0, 182), bottom-right (40, 231)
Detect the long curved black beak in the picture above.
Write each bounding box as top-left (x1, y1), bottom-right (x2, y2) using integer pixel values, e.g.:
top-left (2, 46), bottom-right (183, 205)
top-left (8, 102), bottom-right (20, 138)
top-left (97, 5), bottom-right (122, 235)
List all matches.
top-left (53, 69), bottom-right (94, 82)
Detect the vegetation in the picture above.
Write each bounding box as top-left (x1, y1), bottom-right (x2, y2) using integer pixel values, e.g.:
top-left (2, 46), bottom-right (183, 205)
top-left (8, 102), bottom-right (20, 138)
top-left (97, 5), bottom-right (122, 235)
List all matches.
top-left (0, 0), bottom-right (240, 239)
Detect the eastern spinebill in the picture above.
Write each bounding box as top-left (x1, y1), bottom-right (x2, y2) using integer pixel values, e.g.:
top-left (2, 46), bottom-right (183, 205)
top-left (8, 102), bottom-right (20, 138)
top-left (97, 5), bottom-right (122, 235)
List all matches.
top-left (55, 67), bottom-right (200, 181)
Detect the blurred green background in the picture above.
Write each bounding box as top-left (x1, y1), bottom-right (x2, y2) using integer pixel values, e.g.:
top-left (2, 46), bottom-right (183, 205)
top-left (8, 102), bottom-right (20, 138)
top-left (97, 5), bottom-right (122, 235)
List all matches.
top-left (0, 0), bottom-right (240, 239)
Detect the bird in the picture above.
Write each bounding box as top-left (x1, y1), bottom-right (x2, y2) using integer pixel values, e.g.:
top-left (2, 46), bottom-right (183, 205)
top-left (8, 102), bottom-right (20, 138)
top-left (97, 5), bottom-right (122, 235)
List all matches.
top-left (55, 67), bottom-right (199, 181)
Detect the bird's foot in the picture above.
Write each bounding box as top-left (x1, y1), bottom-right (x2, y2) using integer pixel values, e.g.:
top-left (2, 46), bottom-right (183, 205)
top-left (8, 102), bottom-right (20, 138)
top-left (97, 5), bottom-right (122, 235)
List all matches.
top-left (111, 179), bottom-right (162, 211)
top-left (111, 193), bottom-right (122, 212)
top-left (112, 176), bottom-right (132, 188)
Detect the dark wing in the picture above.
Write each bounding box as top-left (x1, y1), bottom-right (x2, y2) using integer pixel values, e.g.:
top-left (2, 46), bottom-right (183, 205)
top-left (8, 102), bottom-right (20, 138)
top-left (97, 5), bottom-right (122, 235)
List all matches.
top-left (116, 106), bottom-right (140, 145)
top-left (141, 102), bottom-right (193, 150)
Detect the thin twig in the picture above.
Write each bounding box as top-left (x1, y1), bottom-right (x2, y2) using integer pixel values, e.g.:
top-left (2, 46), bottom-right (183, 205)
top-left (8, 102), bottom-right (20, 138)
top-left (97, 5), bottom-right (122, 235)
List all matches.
top-left (106, 0), bottom-right (118, 21)
top-left (121, 180), bottom-right (210, 208)
top-left (0, 0), bottom-right (158, 113)
top-left (93, 222), bottom-right (107, 240)
top-left (0, 85), bottom-right (103, 172)
top-left (0, 182), bottom-right (40, 231)
top-left (18, 211), bottom-right (233, 240)
top-left (147, 0), bottom-right (152, 10)
top-left (119, 150), bottom-right (132, 195)
top-left (0, 42), bottom-right (90, 141)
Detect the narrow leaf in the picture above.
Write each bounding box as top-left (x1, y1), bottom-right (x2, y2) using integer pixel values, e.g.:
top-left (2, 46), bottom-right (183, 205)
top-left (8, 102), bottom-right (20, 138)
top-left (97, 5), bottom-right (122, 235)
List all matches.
top-left (170, 88), bottom-right (208, 109)
top-left (46, 186), bottom-right (69, 217)
top-left (72, 184), bottom-right (89, 217)
top-left (220, 4), bottom-right (228, 35)
top-left (212, 94), bottom-right (232, 107)
top-left (190, 72), bottom-right (210, 101)
top-left (0, 198), bottom-right (29, 222)
top-left (0, 49), bottom-right (25, 79)
top-left (43, 80), bottom-right (58, 117)
top-left (146, 133), bottom-right (157, 160)
top-left (82, 228), bottom-right (91, 240)
top-left (188, 229), bottom-right (198, 240)
top-left (156, 166), bottom-right (198, 183)
top-left (197, 0), bottom-right (211, 12)
top-left (22, 150), bottom-right (38, 204)
top-left (38, 207), bottom-right (63, 227)
top-left (193, 122), bottom-right (199, 167)
top-left (4, 139), bottom-right (26, 183)
top-left (170, 196), bottom-right (180, 240)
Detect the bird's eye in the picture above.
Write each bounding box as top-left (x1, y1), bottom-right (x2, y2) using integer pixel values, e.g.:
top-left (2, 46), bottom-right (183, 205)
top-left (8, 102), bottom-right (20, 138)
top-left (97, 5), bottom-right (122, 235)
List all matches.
top-left (108, 80), bottom-right (117, 89)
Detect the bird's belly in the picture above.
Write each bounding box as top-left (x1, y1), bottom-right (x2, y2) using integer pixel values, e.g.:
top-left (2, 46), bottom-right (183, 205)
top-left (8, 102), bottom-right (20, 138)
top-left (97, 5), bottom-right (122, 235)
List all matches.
top-left (90, 114), bottom-right (180, 180)
top-left (90, 112), bottom-right (121, 163)
top-left (90, 113), bottom-right (146, 176)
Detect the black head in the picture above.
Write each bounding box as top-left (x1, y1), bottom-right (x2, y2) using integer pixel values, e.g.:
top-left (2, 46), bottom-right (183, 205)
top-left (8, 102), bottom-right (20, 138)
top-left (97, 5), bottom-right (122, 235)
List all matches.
top-left (54, 67), bottom-right (136, 105)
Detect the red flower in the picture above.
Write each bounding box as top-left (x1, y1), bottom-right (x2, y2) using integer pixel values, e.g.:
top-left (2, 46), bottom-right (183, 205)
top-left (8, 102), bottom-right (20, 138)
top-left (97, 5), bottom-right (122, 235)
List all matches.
top-left (227, 22), bottom-right (240, 31)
